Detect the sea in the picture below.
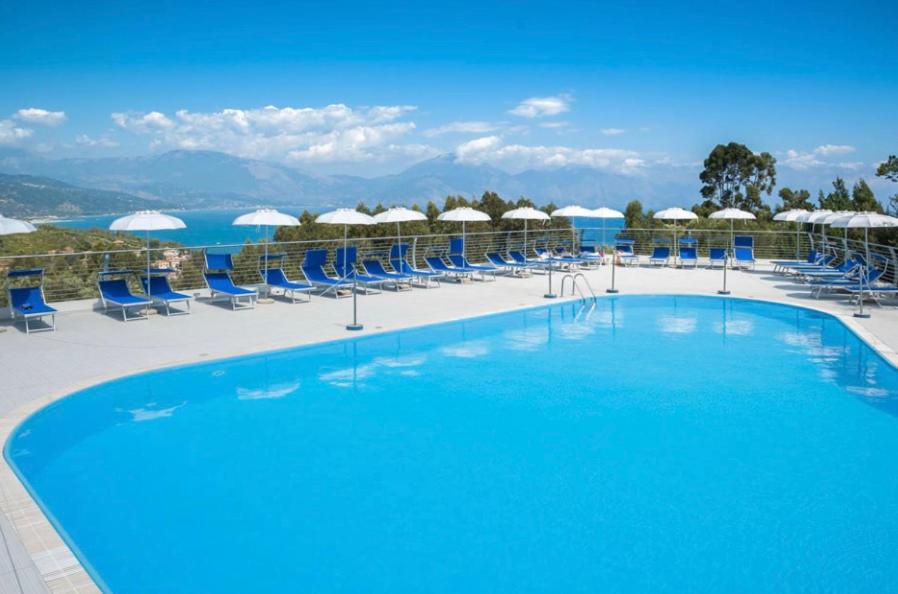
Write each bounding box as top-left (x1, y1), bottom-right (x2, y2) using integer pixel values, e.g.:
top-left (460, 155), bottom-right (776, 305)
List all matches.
top-left (53, 208), bottom-right (626, 247)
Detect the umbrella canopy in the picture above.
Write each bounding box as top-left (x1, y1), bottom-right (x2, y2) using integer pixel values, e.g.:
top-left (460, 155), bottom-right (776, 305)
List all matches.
top-left (551, 205), bottom-right (595, 218)
top-left (654, 207), bottom-right (698, 221)
top-left (438, 207), bottom-right (491, 223)
top-left (501, 207), bottom-right (550, 221)
top-left (233, 208), bottom-right (300, 273)
top-left (772, 209), bottom-right (809, 222)
top-left (708, 208), bottom-right (755, 221)
top-left (503, 207), bottom-right (549, 257)
top-left (803, 210), bottom-right (834, 224)
top-left (831, 213), bottom-right (898, 308)
top-left (0, 214), bottom-right (37, 236)
top-left (373, 207), bottom-right (427, 224)
top-left (109, 210), bottom-right (186, 232)
top-left (109, 210), bottom-right (187, 298)
top-left (315, 208), bottom-right (376, 226)
top-left (233, 208), bottom-right (300, 228)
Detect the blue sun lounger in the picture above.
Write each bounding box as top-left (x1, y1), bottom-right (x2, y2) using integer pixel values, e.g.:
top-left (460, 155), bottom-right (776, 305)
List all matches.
top-left (140, 274), bottom-right (191, 315)
top-left (261, 268), bottom-right (313, 303)
top-left (709, 248), bottom-right (727, 268)
top-left (733, 246), bottom-right (756, 270)
top-left (98, 272), bottom-right (153, 321)
top-left (203, 252), bottom-right (257, 310)
top-left (301, 249), bottom-right (353, 297)
top-left (679, 247), bottom-right (698, 268)
top-left (615, 240), bottom-right (639, 266)
top-left (509, 250), bottom-right (549, 270)
top-left (486, 252), bottom-right (533, 275)
top-left (362, 258), bottom-right (412, 291)
top-left (772, 250), bottom-right (820, 272)
top-left (389, 244), bottom-right (442, 288)
top-left (335, 247), bottom-right (384, 294)
top-left (649, 246), bottom-right (670, 266)
top-left (425, 255), bottom-right (477, 281)
top-left (449, 238), bottom-right (498, 281)
top-left (7, 269), bottom-right (57, 333)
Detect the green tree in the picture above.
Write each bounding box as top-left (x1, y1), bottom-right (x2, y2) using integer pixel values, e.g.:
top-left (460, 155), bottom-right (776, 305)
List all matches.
top-left (876, 155), bottom-right (898, 182)
top-left (778, 187), bottom-right (813, 211)
top-left (699, 142), bottom-right (777, 212)
top-left (624, 200), bottom-right (644, 228)
top-left (851, 179), bottom-right (881, 212)
top-left (818, 178), bottom-right (852, 210)
top-left (876, 155), bottom-right (898, 214)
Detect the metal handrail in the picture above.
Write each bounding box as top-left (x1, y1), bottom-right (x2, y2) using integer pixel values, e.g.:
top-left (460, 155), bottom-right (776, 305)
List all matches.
top-left (560, 272), bottom-right (597, 303)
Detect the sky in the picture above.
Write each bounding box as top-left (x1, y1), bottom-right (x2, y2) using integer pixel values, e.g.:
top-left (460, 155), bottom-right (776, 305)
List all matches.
top-left (1, 0), bottom-right (896, 188)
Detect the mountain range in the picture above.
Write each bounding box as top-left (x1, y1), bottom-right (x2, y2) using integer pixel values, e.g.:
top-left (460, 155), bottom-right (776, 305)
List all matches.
top-left (0, 148), bottom-right (700, 217)
top-left (0, 147), bottom-right (883, 218)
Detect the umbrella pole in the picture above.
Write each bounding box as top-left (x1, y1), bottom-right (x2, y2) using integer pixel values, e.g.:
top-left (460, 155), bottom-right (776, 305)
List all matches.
top-left (855, 227), bottom-right (871, 319)
top-left (795, 222), bottom-right (800, 260)
top-left (146, 230), bottom-right (151, 299)
top-left (602, 219), bottom-right (607, 261)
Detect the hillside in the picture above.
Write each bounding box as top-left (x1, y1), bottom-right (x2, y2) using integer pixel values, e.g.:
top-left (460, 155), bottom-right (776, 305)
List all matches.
top-left (0, 173), bottom-right (176, 218)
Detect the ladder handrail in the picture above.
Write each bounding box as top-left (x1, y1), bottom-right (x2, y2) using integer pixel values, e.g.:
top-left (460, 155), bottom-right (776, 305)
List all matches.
top-left (559, 272), bottom-right (597, 303)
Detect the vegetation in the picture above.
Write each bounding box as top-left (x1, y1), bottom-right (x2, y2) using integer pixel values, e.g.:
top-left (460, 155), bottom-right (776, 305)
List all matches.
top-left (697, 142), bottom-right (776, 216)
top-left (877, 155), bottom-right (898, 214)
top-left (0, 173), bottom-right (174, 218)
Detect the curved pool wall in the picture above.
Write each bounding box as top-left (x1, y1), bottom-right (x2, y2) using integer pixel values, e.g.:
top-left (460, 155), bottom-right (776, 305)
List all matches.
top-left (7, 295), bottom-right (898, 593)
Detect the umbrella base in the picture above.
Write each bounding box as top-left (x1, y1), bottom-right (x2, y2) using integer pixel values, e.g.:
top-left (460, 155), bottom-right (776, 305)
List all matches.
top-left (346, 323), bottom-right (364, 331)
top-left (717, 290), bottom-right (731, 295)
top-left (853, 313), bottom-right (871, 319)
top-left (606, 289), bottom-right (619, 294)
top-left (544, 293), bottom-right (558, 299)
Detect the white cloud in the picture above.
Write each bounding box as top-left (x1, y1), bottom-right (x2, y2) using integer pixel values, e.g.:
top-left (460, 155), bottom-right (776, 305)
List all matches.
top-left (783, 149), bottom-right (824, 170)
top-left (111, 104), bottom-right (424, 164)
top-left (782, 145), bottom-right (859, 170)
top-left (454, 135), bottom-right (645, 174)
top-left (0, 120), bottom-right (32, 144)
top-left (539, 121), bottom-right (571, 130)
top-left (15, 108), bottom-right (66, 126)
top-left (600, 128), bottom-right (626, 136)
top-left (814, 144), bottom-right (855, 156)
top-left (509, 94), bottom-right (571, 118)
top-left (75, 133), bottom-right (119, 148)
top-left (423, 121), bottom-right (499, 137)
top-left (837, 161), bottom-right (864, 170)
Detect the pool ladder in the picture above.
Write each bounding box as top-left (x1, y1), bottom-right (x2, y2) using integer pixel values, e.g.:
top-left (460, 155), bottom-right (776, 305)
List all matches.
top-left (560, 273), bottom-right (598, 304)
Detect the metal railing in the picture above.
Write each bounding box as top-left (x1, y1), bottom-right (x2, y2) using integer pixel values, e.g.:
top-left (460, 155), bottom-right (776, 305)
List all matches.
top-left (2, 227), bottom-right (896, 305)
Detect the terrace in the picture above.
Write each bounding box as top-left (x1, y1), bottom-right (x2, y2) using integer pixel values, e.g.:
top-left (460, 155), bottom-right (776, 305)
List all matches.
top-left (2, 226), bottom-right (898, 593)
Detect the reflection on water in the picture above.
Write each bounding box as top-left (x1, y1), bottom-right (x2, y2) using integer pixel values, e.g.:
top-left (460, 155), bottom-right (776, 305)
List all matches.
top-left (503, 327), bottom-right (549, 351)
top-left (439, 340), bottom-right (490, 359)
top-left (657, 315), bottom-right (697, 334)
top-left (712, 319), bottom-right (754, 336)
top-left (236, 380), bottom-right (301, 400)
top-left (120, 402), bottom-right (186, 423)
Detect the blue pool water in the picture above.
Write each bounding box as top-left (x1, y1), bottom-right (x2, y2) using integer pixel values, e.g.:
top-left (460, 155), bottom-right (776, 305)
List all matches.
top-left (7, 296), bottom-right (898, 593)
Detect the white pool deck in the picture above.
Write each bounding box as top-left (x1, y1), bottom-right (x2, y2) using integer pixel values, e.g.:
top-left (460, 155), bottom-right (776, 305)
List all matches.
top-left (2, 261), bottom-right (898, 593)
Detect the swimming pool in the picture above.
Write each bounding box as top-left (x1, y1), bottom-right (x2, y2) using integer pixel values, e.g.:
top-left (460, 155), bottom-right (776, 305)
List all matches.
top-left (7, 295), bottom-right (898, 593)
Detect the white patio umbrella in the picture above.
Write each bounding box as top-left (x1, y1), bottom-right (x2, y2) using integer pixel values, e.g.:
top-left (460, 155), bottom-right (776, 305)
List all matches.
top-left (0, 215), bottom-right (37, 236)
top-left (830, 212), bottom-right (898, 318)
top-left (550, 205), bottom-right (594, 251)
top-left (232, 208), bottom-right (300, 269)
top-left (109, 210), bottom-right (186, 297)
top-left (820, 211), bottom-right (856, 256)
top-left (373, 207), bottom-right (427, 256)
top-left (502, 207), bottom-right (550, 257)
top-left (773, 208), bottom-right (810, 259)
top-left (590, 206), bottom-right (625, 252)
top-left (315, 208), bottom-right (376, 331)
top-left (315, 208), bottom-right (376, 278)
top-left (795, 209), bottom-right (833, 253)
top-left (654, 207), bottom-right (698, 263)
top-left (708, 207), bottom-right (756, 255)
top-left (438, 207), bottom-right (491, 258)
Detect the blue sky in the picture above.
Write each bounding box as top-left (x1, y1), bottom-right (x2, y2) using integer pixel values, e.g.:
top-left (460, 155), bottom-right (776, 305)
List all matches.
top-left (1, 0), bottom-right (896, 187)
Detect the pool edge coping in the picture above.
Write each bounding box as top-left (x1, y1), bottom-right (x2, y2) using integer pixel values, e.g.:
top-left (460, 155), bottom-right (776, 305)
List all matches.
top-left (0, 291), bottom-right (895, 594)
